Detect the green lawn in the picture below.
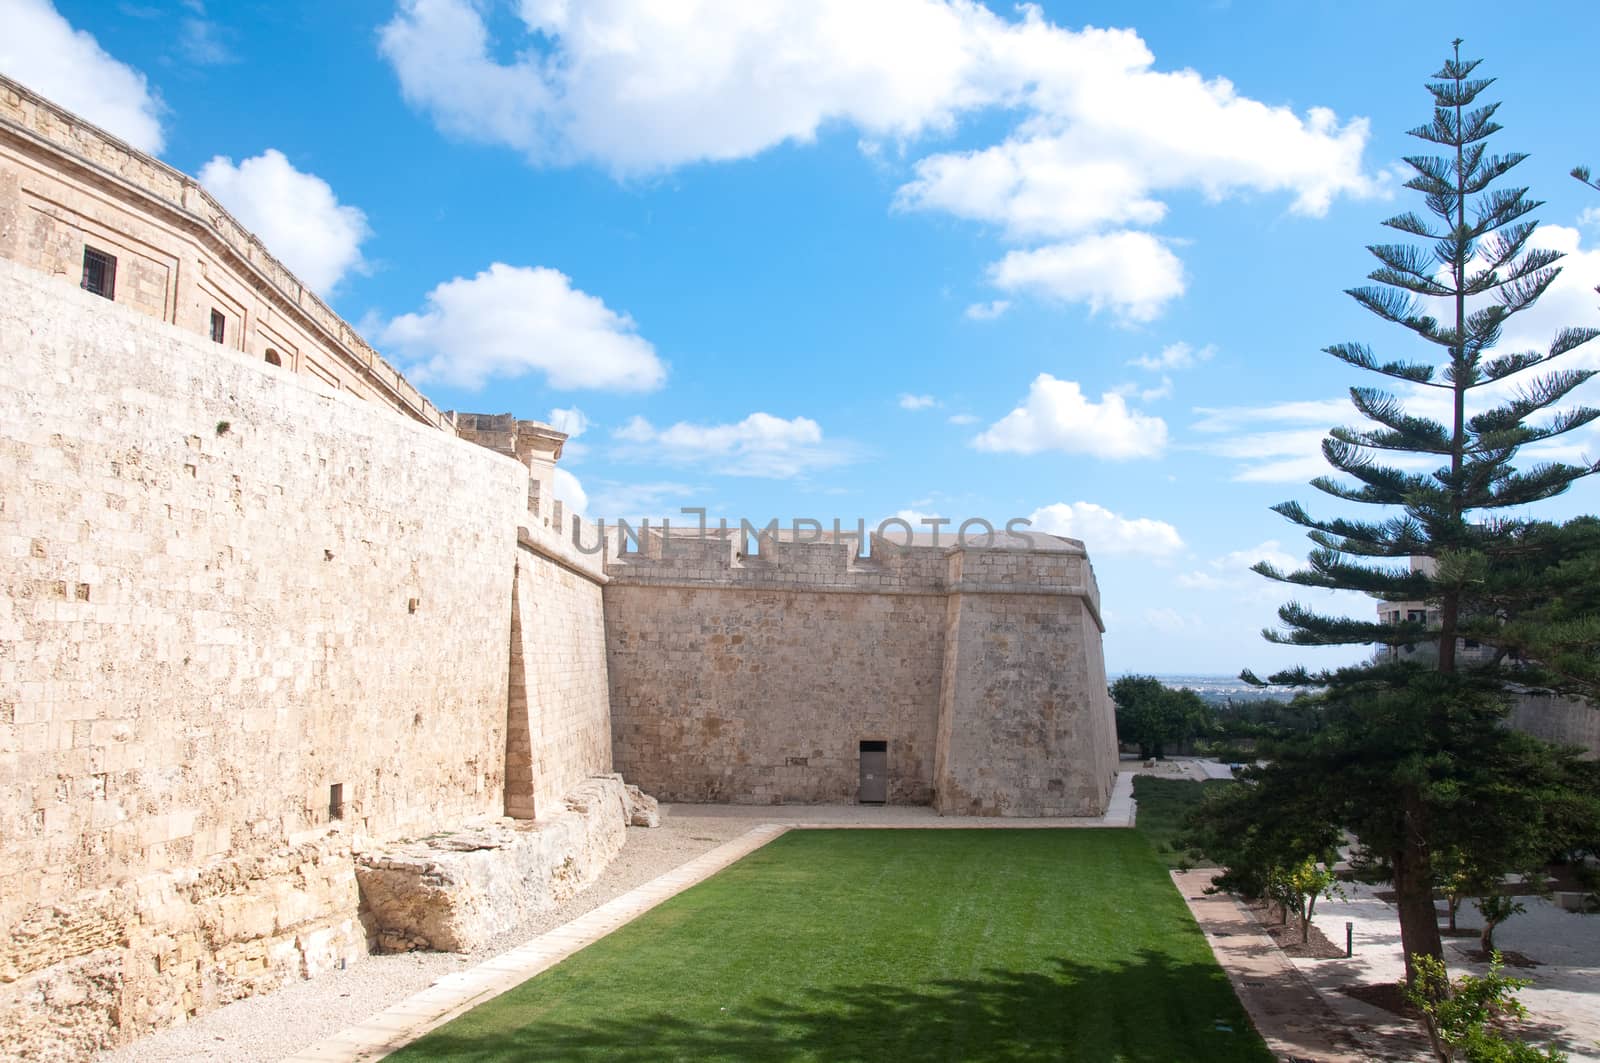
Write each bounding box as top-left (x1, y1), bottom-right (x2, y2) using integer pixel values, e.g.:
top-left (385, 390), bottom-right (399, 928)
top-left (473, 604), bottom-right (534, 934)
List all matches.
top-left (391, 829), bottom-right (1270, 1062)
top-left (1131, 776), bottom-right (1236, 868)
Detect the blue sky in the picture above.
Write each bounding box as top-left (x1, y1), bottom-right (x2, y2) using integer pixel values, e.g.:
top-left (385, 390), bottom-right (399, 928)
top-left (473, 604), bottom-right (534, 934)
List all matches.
top-left (5, 0), bottom-right (1598, 676)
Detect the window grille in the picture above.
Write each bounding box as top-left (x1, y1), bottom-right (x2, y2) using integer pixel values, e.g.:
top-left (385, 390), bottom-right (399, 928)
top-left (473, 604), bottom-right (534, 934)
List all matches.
top-left (81, 247), bottom-right (116, 300)
top-left (210, 309), bottom-right (226, 344)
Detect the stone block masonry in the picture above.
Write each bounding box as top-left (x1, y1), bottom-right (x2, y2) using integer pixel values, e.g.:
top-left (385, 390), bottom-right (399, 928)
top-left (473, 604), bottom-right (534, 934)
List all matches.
top-left (604, 530), bottom-right (1119, 816)
top-left (0, 259), bottom-right (528, 1052)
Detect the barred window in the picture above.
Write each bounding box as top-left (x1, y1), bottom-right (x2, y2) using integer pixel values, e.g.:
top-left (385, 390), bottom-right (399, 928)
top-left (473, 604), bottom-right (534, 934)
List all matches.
top-left (81, 246), bottom-right (116, 300)
top-left (210, 309), bottom-right (225, 344)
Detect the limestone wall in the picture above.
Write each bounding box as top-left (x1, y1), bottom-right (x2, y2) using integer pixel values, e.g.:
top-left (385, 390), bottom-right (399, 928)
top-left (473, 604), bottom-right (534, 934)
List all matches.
top-left (604, 531), bottom-right (1117, 813)
top-left (0, 73), bottom-right (448, 430)
top-left (935, 550), bottom-right (1118, 816)
top-left (1510, 692), bottom-right (1600, 759)
top-left (506, 539), bottom-right (614, 818)
top-left (0, 259), bottom-right (525, 1052)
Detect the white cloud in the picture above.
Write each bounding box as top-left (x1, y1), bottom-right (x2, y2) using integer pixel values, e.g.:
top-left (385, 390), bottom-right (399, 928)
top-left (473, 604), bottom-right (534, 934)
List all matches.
top-left (1114, 376), bottom-right (1174, 402)
top-left (975, 374), bottom-right (1167, 459)
top-left (1130, 341), bottom-right (1215, 372)
top-left (1579, 206), bottom-right (1600, 231)
top-left (376, 1), bottom-right (1379, 323)
top-left (177, 4), bottom-right (233, 66)
top-left (378, 263), bottom-right (667, 392)
top-left (1027, 501), bottom-right (1184, 558)
top-left (549, 407), bottom-right (589, 438)
top-left (988, 231), bottom-right (1186, 322)
top-left (964, 299), bottom-right (1011, 321)
top-left (1191, 398), bottom-right (1351, 435)
top-left (896, 83), bottom-right (1378, 240)
top-left (613, 412), bottom-right (850, 478)
top-left (552, 467), bottom-right (587, 517)
top-left (1177, 539), bottom-right (1300, 591)
top-left (198, 150), bottom-right (370, 293)
top-left (379, 0), bottom-right (1029, 172)
top-left (1144, 607), bottom-right (1195, 634)
top-left (947, 413), bottom-right (979, 426)
top-left (586, 480), bottom-right (703, 523)
top-left (1, 0), bottom-right (165, 152)
top-left (899, 393), bottom-right (938, 410)
top-left (1495, 225), bottom-right (1600, 370)
top-left (378, 1), bottom-right (1377, 207)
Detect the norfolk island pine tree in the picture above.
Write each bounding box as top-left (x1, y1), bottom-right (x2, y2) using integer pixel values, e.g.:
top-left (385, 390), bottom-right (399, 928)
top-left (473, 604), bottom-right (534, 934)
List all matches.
top-left (1242, 42), bottom-right (1600, 983)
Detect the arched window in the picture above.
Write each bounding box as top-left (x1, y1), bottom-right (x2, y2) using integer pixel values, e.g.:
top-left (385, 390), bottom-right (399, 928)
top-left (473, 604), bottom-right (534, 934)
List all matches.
top-left (265, 348), bottom-right (282, 367)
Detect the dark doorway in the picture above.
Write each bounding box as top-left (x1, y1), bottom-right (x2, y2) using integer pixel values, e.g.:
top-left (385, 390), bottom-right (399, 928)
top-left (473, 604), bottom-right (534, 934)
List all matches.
top-left (859, 740), bottom-right (888, 804)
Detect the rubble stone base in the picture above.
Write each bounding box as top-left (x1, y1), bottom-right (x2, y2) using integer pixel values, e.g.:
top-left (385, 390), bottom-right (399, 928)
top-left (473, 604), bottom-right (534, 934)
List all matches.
top-left (0, 835), bottom-right (367, 1061)
top-left (355, 775), bottom-right (652, 953)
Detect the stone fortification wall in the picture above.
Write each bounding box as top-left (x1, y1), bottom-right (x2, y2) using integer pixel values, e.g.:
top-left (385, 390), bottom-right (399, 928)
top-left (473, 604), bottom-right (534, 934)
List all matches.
top-left (0, 260), bottom-right (525, 1053)
top-left (603, 530), bottom-right (1117, 814)
top-left (0, 73), bottom-right (448, 429)
top-left (604, 532), bottom-right (948, 805)
top-left (1509, 692), bottom-right (1599, 759)
top-left (506, 531), bottom-right (614, 819)
top-left (935, 548), bottom-right (1118, 816)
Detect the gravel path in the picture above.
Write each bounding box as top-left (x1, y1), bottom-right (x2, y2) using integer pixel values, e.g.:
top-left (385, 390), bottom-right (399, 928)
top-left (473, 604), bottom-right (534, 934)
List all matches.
top-left (97, 810), bottom-right (757, 1063)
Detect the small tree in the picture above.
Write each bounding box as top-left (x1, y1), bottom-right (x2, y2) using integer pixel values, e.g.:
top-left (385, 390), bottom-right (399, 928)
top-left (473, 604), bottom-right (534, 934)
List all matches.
top-left (1474, 893), bottom-right (1526, 954)
top-left (1283, 856), bottom-right (1345, 943)
top-left (1403, 953), bottom-right (1567, 1062)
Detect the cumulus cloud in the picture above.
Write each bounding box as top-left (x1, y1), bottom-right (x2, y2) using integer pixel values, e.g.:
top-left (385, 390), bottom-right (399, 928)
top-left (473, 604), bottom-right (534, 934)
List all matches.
top-left (1177, 539), bottom-right (1300, 591)
top-left (895, 85), bottom-right (1377, 239)
top-left (899, 393), bottom-right (938, 410)
top-left (177, 3), bottom-right (233, 66)
top-left (378, 263), bottom-right (667, 391)
top-left (964, 299), bottom-right (1011, 321)
top-left (198, 150), bottom-right (370, 293)
top-left (552, 467), bottom-right (588, 516)
top-left (585, 480), bottom-right (703, 523)
top-left (1026, 501), bottom-right (1184, 558)
top-left (1130, 341), bottom-right (1215, 372)
top-left (975, 374), bottom-right (1167, 459)
top-left (377, 1), bottom-right (1380, 322)
top-left (1, 0), bottom-right (165, 152)
top-left (548, 407), bottom-right (589, 438)
top-left (613, 412), bottom-right (851, 478)
top-left (1494, 225), bottom-right (1600, 370)
top-left (987, 231), bottom-right (1186, 322)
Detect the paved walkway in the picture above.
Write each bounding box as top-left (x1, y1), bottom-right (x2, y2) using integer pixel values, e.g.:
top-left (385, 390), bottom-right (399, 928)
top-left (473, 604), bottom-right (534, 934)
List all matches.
top-left (1172, 870), bottom-right (1371, 1062)
top-left (1296, 882), bottom-right (1600, 1062)
top-left (668, 771), bottom-right (1138, 829)
top-left (287, 777), bottom-right (1138, 1062)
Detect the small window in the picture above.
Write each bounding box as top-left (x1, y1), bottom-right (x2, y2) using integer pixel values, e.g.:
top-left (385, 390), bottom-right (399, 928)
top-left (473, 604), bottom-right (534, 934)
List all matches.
top-left (328, 783), bottom-right (344, 821)
top-left (210, 309), bottom-right (226, 344)
top-left (264, 348), bottom-right (282, 367)
top-left (82, 247), bottom-right (117, 300)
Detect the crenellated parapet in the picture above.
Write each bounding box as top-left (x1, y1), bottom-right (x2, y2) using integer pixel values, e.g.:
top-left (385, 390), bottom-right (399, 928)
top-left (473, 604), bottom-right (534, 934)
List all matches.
top-left (603, 527), bottom-right (1102, 626)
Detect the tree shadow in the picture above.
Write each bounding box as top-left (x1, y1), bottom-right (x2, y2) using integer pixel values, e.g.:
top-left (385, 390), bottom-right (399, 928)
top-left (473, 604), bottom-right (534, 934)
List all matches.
top-left (393, 950), bottom-right (1271, 1062)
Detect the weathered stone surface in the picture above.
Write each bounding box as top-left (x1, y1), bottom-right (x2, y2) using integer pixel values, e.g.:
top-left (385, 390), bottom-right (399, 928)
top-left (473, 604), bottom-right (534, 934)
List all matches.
top-left (625, 783), bottom-right (661, 827)
top-left (0, 834), bottom-right (367, 1058)
top-left (354, 776), bottom-right (635, 953)
top-left (604, 530), bottom-right (1119, 816)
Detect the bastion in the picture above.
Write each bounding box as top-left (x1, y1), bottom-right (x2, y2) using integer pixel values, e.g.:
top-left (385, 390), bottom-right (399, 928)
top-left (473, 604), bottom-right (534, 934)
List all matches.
top-left (605, 528), bottom-right (1118, 816)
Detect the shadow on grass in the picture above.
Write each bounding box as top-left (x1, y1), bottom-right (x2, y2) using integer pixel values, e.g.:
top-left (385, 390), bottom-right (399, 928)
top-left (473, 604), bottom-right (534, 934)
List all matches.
top-left (395, 950), bottom-right (1269, 1063)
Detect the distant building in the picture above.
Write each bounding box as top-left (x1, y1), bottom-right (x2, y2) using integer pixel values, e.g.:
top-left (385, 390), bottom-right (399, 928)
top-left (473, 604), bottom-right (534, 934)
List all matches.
top-left (1373, 557), bottom-right (1596, 756)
